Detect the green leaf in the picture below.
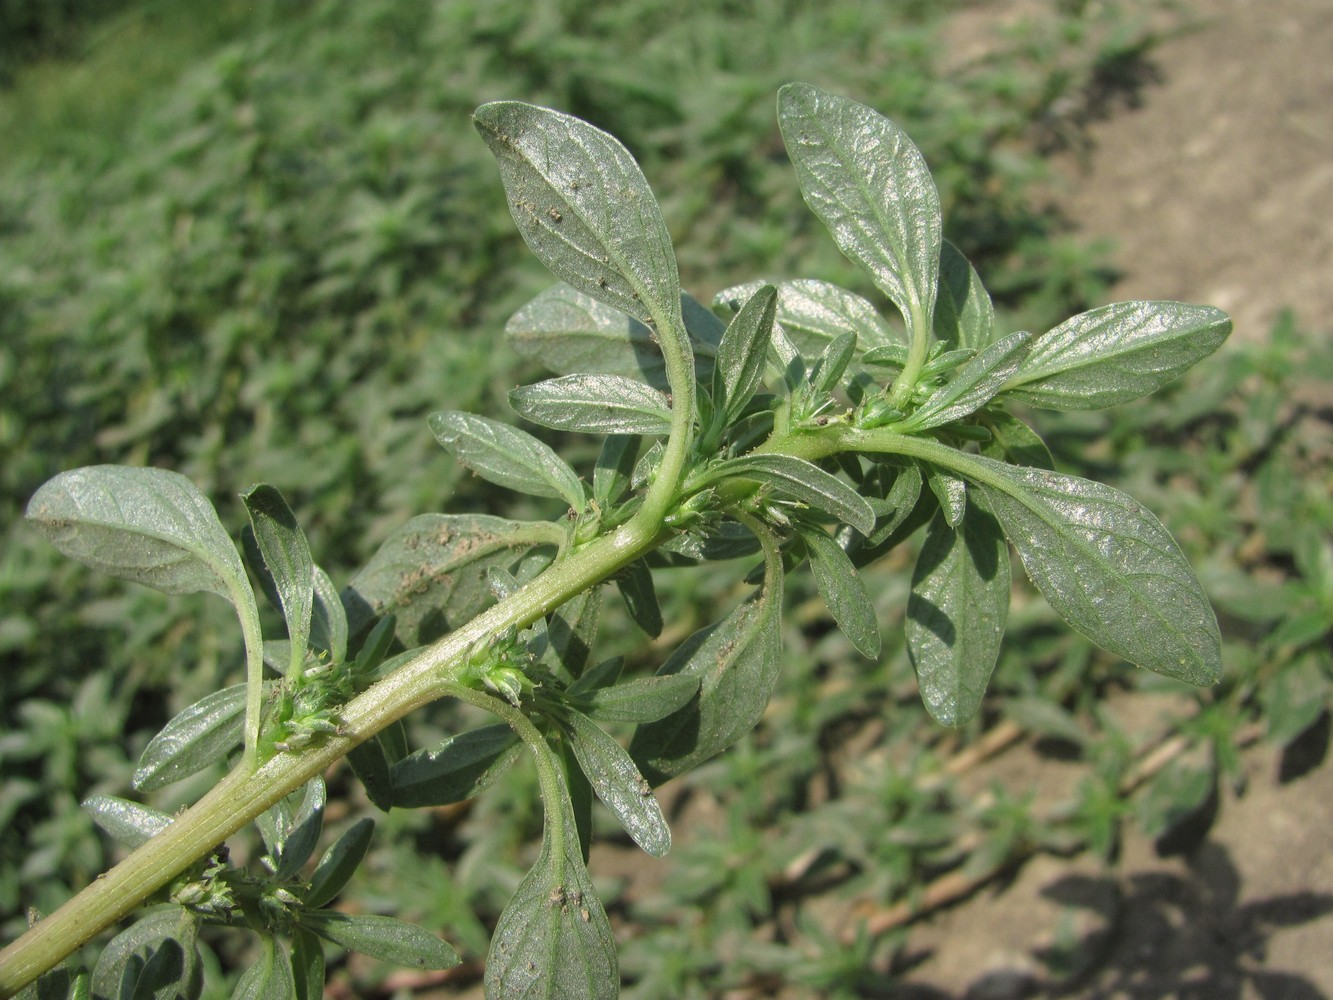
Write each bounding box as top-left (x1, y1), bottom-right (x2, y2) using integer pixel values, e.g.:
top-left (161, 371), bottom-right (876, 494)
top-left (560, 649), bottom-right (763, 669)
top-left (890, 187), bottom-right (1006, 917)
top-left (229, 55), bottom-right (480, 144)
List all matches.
top-left (290, 927), bottom-right (325, 1000)
top-left (971, 455), bottom-right (1222, 684)
top-left (305, 818), bottom-right (375, 910)
top-left (630, 523), bottom-right (784, 782)
top-left (255, 779), bottom-right (325, 878)
top-left (980, 411), bottom-right (1055, 470)
top-left (1002, 301), bottom-right (1231, 410)
top-left (716, 278), bottom-right (900, 356)
top-left (344, 513), bottom-right (556, 645)
top-left (592, 436), bottom-right (638, 510)
top-left (25, 465), bottom-right (248, 604)
top-left (391, 725), bottom-right (523, 808)
top-left (713, 285), bottom-right (777, 425)
top-left (134, 683), bottom-right (246, 791)
top-left (231, 936), bottom-right (294, 1000)
top-left (511, 374), bottom-right (673, 436)
top-left (430, 411), bottom-right (584, 511)
top-left (92, 908), bottom-right (199, 1000)
top-left (310, 566), bottom-right (347, 663)
top-left (706, 454), bottom-right (875, 536)
top-left (241, 484), bottom-right (314, 679)
top-left (777, 83), bottom-right (941, 337)
top-left (546, 589), bottom-right (603, 680)
top-left (303, 912), bottom-right (459, 970)
top-left (934, 240), bottom-right (995, 350)
top-left (485, 767), bottom-right (616, 1000)
top-left (474, 101), bottom-right (689, 376)
top-left (925, 465), bottom-right (967, 528)
top-left (615, 558), bottom-right (662, 638)
top-left (507, 283), bottom-right (671, 388)
top-left (571, 674), bottom-right (700, 724)
top-left (902, 332), bottom-right (1032, 431)
top-left (83, 796), bottom-right (172, 849)
top-left (346, 734), bottom-right (396, 812)
top-left (562, 708), bottom-right (670, 857)
top-left (906, 502), bottom-right (1010, 726)
top-left (800, 526), bottom-right (880, 658)
top-left (810, 332), bottom-right (857, 394)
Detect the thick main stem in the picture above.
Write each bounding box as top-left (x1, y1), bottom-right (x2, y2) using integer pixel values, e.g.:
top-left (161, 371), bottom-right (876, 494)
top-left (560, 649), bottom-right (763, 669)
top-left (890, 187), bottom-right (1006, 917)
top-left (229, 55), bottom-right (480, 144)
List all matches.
top-left (0, 517), bottom-right (661, 998)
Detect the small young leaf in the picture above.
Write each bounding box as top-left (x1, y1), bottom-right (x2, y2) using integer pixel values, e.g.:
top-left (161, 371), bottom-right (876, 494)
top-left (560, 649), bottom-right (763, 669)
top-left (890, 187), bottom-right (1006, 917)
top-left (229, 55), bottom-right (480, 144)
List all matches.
top-left (715, 278), bottom-right (900, 355)
top-left (902, 332), bottom-right (1032, 431)
top-left (134, 683), bottom-right (247, 791)
top-left (971, 455), bottom-right (1222, 684)
top-left (1002, 301), bottom-right (1231, 410)
top-left (343, 513), bottom-right (556, 645)
top-left (980, 411), bottom-right (1055, 470)
top-left (616, 559), bottom-right (663, 638)
top-left (474, 101), bottom-right (690, 380)
top-left (241, 484), bottom-right (314, 678)
top-left (310, 566), bottom-right (347, 663)
top-left (934, 240), bottom-right (995, 350)
top-left (25, 466), bottom-right (249, 604)
top-left (546, 588), bottom-right (603, 680)
top-left (391, 725), bottom-right (523, 808)
top-left (800, 526), bottom-right (881, 658)
top-left (303, 912), bottom-right (459, 970)
top-left (430, 411), bottom-right (584, 512)
top-left (565, 656), bottom-right (625, 698)
top-left (232, 935), bottom-right (294, 1000)
top-left (925, 465), bottom-right (967, 528)
top-left (83, 796), bottom-right (172, 849)
top-left (562, 708), bottom-right (670, 857)
top-left (778, 83), bottom-right (941, 338)
top-left (290, 927), bottom-right (325, 1000)
top-left (810, 332), bottom-right (857, 394)
top-left (122, 936), bottom-right (188, 1000)
top-left (511, 374), bottom-right (673, 436)
top-left (346, 734), bottom-right (396, 812)
top-left (305, 818), bottom-right (375, 910)
top-left (92, 908), bottom-right (199, 1000)
top-left (485, 766), bottom-right (616, 1000)
top-left (571, 674), bottom-right (700, 724)
top-left (592, 436), bottom-right (639, 510)
top-left (706, 454), bottom-right (875, 536)
top-left (906, 503), bottom-right (1010, 726)
top-left (256, 778), bottom-right (325, 877)
top-left (630, 524), bottom-right (784, 783)
top-left (713, 285), bottom-right (778, 425)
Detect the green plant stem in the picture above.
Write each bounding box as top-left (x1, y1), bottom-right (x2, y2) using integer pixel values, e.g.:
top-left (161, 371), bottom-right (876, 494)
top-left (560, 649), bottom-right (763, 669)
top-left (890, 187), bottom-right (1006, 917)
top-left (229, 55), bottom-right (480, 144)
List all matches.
top-left (0, 517), bottom-right (666, 998)
top-left (231, 582), bottom-right (265, 769)
top-left (887, 301), bottom-right (931, 409)
top-left (637, 310), bottom-right (696, 529)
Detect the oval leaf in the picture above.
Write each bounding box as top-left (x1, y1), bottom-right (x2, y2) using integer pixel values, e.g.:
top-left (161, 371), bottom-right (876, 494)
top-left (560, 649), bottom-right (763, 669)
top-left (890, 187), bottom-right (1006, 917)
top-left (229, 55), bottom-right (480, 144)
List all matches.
top-left (511, 374), bottom-right (673, 436)
top-left (903, 332), bottom-right (1032, 431)
top-left (630, 524), bottom-right (784, 783)
top-left (430, 411), bottom-right (584, 511)
top-left (343, 513), bottom-right (556, 645)
top-left (391, 725), bottom-right (523, 808)
top-left (971, 456), bottom-right (1222, 685)
top-left (25, 465), bottom-right (247, 602)
top-left (563, 708), bottom-right (671, 857)
top-left (303, 912), bottom-right (458, 970)
top-left (777, 83), bottom-right (941, 337)
top-left (713, 285), bottom-right (778, 425)
top-left (486, 767), bottom-right (617, 1000)
top-left (305, 818), bottom-right (375, 910)
top-left (716, 278), bottom-right (900, 355)
top-left (1002, 301), bottom-right (1231, 410)
top-left (800, 526), bottom-right (880, 658)
top-left (134, 683), bottom-right (247, 792)
top-left (474, 100), bottom-right (689, 378)
top-left (906, 502), bottom-right (1010, 726)
top-left (572, 674), bottom-right (700, 724)
top-left (242, 484), bottom-right (314, 677)
top-left (83, 796), bottom-right (172, 849)
top-left (708, 454), bottom-right (875, 536)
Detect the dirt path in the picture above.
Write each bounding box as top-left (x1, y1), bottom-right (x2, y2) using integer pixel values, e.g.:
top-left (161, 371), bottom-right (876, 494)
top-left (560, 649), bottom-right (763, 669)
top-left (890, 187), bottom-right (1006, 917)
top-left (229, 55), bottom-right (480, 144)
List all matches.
top-left (900, 2), bottom-right (1333, 996)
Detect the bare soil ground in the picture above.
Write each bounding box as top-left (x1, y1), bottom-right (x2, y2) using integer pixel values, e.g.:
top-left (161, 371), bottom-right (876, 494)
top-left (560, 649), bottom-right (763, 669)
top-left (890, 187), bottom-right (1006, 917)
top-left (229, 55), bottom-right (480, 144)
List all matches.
top-left (900, 1), bottom-right (1333, 996)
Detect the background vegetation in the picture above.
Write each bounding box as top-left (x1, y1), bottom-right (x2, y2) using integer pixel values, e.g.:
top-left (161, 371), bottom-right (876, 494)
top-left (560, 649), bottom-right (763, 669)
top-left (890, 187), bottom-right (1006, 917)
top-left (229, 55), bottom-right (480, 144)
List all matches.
top-left (2, 0), bottom-right (1329, 995)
